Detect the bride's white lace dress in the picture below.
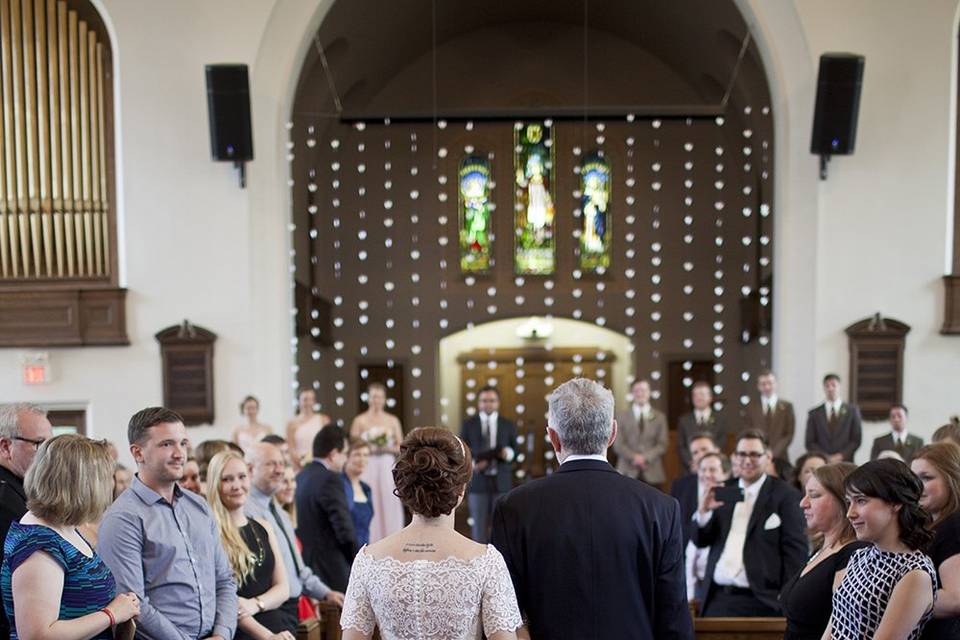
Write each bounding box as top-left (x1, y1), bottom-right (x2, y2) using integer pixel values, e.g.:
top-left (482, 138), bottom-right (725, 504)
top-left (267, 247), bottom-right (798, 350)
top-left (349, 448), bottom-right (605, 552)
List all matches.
top-left (340, 544), bottom-right (522, 639)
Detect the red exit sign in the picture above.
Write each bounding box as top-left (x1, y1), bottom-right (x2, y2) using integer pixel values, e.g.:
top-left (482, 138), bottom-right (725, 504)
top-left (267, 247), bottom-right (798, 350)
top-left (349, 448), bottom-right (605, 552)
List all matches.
top-left (22, 364), bottom-right (47, 385)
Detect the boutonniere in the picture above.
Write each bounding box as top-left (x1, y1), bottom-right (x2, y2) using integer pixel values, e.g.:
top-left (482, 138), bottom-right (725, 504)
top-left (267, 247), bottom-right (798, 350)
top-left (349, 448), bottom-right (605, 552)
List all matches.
top-left (708, 414), bottom-right (716, 425)
top-left (839, 405), bottom-right (847, 417)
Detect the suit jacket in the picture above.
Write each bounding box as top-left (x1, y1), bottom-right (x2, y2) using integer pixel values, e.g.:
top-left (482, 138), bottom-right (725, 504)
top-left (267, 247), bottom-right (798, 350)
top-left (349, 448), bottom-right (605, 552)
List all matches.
top-left (670, 472), bottom-right (699, 549)
top-left (691, 475), bottom-right (807, 614)
top-left (491, 459), bottom-right (693, 640)
top-left (0, 466), bottom-right (27, 638)
top-left (460, 414), bottom-right (518, 495)
top-left (805, 402), bottom-right (862, 461)
top-left (295, 460), bottom-right (358, 592)
top-left (741, 399), bottom-right (795, 460)
top-left (613, 406), bottom-right (669, 483)
top-left (870, 432), bottom-right (924, 463)
top-left (677, 411), bottom-right (729, 470)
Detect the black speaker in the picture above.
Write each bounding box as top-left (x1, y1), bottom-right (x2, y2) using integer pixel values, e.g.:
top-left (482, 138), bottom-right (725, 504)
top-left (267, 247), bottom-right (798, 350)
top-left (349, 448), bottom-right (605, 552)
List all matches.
top-left (205, 64), bottom-right (253, 162)
top-left (811, 54), bottom-right (864, 155)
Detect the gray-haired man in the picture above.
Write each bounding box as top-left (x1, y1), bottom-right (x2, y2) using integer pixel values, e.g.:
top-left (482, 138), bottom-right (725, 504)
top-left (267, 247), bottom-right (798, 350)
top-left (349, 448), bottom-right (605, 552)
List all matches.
top-left (491, 378), bottom-right (693, 640)
top-left (0, 403), bottom-right (53, 638)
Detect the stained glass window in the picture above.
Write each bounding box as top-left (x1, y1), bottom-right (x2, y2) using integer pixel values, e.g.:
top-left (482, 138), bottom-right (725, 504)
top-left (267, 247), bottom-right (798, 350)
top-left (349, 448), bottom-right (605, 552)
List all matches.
top-left (514, 122), bottom-right (556, 275)
top-left (458, 155), bottom-right (493, 273)
top-left (579, 154), bottom-right (612, 272)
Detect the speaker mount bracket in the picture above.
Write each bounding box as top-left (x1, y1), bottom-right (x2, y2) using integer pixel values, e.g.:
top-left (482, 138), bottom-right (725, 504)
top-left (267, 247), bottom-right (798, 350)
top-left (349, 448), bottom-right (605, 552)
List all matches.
top-left (819, 154), bottom-right (831, 180)
top-left (234, 161), bottom-right (247, 188)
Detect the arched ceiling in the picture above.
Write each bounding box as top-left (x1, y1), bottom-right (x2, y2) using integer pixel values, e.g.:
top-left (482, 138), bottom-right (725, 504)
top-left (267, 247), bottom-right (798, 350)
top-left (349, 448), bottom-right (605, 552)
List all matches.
top-left (295, 0), bottom-right (769, 120)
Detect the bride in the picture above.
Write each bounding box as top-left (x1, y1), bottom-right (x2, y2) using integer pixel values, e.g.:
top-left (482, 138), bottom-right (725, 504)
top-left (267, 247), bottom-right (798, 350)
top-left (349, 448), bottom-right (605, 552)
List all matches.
top-left (340, 427), bottom-right (522, 640)
top-left (349, 383), bottom-right (406, 541)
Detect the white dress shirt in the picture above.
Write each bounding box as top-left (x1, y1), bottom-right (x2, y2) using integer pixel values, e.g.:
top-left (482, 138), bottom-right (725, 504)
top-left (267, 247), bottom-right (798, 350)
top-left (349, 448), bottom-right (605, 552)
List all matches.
top-left (632, 403), bottom-right (651, 422)
top-left (762, 395), bottom-right (778, 414)
top-left (694, 408), bottom-right (712, 425)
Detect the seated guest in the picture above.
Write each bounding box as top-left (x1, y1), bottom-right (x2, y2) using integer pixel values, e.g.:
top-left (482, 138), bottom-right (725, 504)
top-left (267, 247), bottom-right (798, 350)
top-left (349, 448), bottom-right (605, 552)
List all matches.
top-left (178, 457), bottom-right (202, 495)
top-left (613, 378), bottom-right (668, 487)
top-left (780, 463), bottom-right (868, 640)
top-left (342, 438), bottom-right (374, 548)
top-left (206, 451), bottom-right (294, 640)
top-left (686, 452), bottom-right (731, 603)
top-left (670, 431), bottom-right (721, 547)
top-left (244, 442), bottom-right (343, 628)
top-left (112, 464), bottom-right (132, 501)
top-left (911, 443), bottom-right (960, 639)
top-left (694, 429), bottom-right (807, 616)
top-left (1, 434), bottom-right (140, 639)
top-left (805, 374), bottom-right (862, 463)
top-left (276, 465), bottom-right (297, 525)
top-left (98, 407), bottom-right (238, 640)
top-left (262, 434), bottom-right (295, 468)
top-left (871, 404), bottom-right (924, 463)
top-left (341, 427), bottom-right (521, 640)
top-left (741, 369), bottom-right (796, 461)
top-left (195, 439), bottom-right (243, 493)
top-left (931, 419), bottom-right (960, 447)
top-left (793, 452), bottom-right (828, 493)
top-left (767, 457), bottom-right (796, 486)
top-left (827, 459), bottom-right (937, 639)
top-left (677, 381), bottom-right (729, 470)
top-left (295, 425), bottom-right (357, 592)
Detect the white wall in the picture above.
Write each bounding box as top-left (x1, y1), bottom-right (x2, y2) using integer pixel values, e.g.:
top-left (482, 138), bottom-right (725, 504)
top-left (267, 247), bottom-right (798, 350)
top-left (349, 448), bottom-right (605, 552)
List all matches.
top-left (1, 0), bottom-right (958, 466)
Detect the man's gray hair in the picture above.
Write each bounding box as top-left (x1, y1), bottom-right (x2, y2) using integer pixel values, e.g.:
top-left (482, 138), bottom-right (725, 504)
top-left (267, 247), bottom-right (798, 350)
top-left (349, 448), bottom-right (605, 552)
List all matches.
top-left (0, 403), bottom-right (48, 439)
top-left (547, 378), bottom-right (614, 455)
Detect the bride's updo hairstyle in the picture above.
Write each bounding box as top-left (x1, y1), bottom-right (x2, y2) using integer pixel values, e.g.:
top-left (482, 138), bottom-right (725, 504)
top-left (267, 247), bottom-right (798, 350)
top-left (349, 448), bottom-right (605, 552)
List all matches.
top-left (393, 427), bottom-right (473, 518)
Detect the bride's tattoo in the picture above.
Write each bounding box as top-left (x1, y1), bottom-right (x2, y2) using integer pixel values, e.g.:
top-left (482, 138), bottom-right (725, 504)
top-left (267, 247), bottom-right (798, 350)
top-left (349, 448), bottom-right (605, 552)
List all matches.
top-left (402, 542), bottom-right (436, 554)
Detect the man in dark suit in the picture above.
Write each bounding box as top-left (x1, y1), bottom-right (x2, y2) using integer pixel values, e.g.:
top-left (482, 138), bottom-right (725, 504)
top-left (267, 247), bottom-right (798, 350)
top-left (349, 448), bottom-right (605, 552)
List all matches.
top-left (295, 424), bottom-right (357, 592)
top-left (805, 373), bottom-right (862, 462)
top-left (460, 385), bottom-right (517, 543)
top-left (871, 404), bottom-right (924, 462)
top-left (741, 369), bottom-right (795, 461)
top-left (677, 381), bottom-right (729, 469)
top-left (692, 429), bottom-right (807, 616)
top-left (491, 378), bottom-right (693, 640)
top-left (0, 403), bottom-right (53, 639)
top-left (670, 431), bottom-right (720, 547)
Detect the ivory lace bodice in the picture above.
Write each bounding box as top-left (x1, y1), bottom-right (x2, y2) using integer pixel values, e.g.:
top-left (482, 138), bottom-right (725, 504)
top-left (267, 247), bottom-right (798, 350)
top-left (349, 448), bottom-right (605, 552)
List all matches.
top-left (340, 544), bottom-right (522, 639)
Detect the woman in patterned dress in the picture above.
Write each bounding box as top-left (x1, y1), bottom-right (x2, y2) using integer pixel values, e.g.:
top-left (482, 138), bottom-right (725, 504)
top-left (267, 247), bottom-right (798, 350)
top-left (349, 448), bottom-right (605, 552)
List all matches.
top-left (825, 459), bottom-right (937, 640)
top-left (1, 434), bottom-right (140, 639)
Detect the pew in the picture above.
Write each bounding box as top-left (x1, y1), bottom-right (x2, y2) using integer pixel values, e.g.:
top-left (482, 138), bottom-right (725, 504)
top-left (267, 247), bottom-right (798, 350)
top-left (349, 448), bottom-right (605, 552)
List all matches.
top-left (694, 616), bottom-right (787, 639)
top-left (296, 618), bottom-right (321, 640)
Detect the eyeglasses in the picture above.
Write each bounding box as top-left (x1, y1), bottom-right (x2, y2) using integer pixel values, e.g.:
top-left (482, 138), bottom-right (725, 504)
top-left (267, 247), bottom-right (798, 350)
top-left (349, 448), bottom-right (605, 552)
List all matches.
top-left (733, 451), bottom-right (766, 460)
top-left (13, 436), bottom-right (46, 450)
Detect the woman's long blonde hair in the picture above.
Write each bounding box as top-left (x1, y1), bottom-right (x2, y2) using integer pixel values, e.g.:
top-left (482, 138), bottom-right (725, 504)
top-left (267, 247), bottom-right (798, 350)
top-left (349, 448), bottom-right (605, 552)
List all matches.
top-left (205, 450), bottom-right (256, 585)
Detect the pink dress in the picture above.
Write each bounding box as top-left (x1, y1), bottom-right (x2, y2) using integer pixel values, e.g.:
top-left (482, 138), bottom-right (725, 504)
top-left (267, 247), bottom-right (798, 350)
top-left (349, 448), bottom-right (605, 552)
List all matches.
top-left (360, 428), bottom-right (406, 542)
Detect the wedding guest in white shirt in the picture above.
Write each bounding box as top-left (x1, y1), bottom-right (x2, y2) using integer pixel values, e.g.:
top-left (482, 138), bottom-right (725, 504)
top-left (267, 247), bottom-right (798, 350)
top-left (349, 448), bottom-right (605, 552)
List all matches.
top-left (871, 404), bottom-right (924, 463)
top-left (686, 452), bottom-right (731, 603)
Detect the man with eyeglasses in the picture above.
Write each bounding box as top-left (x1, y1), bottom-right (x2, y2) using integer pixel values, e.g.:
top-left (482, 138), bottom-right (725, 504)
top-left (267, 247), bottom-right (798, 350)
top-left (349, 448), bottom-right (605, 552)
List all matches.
top-left (691, 429), bottom-right (806, 617)
top-left (0, 403), bottom-right (53, 638)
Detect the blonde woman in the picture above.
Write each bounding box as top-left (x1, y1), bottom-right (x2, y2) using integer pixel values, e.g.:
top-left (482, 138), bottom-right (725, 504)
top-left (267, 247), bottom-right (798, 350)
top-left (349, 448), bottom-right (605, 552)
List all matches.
top-left (1, 434), bottom-right (139, 639)
top-left (206, 451), bottom-right (294, 640)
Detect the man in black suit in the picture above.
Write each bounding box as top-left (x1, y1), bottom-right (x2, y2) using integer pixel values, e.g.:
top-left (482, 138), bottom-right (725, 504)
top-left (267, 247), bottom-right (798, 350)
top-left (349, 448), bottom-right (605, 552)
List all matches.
top-left (870, 404), bottom-right (924, 462)
top-left (295, 424), bottom-right (357, 592)
top-left (677, 381), bottom-right (729, 469)
top-left (491, 378), bottom-right (693, 640)
top-left (460, 385), bottom-right (517, 543)
top-left (670, 431), bottom-right (720, 547)
top-left (0, 403), bottom-right (53, 639)
top-left (805, 373), bottom-right (863, 462)
top-left (692, 429), bottom-right (807, 616)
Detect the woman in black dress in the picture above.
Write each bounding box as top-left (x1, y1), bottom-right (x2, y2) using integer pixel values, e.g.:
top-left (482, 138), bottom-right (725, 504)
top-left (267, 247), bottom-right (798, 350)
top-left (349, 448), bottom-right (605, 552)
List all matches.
top-left (911, 443), bottom-right (960, 639)
top-left (207, 451), bottom-right (295, 640)
top-left (780, 463), bottom-right (868, 640)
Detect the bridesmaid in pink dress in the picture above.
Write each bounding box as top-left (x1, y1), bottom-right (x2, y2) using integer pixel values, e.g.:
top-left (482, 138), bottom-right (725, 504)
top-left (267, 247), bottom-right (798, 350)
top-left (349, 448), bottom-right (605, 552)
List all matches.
top-left (349, 383), bottom-right (406, 542)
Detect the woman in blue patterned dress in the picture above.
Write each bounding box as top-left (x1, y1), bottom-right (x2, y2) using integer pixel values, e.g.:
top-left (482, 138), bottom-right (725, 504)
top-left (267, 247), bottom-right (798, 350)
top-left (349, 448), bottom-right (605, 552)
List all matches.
top-left (826, 459), bottom-right (937, 640)
top-left (1, 434), bottom-right (139, 639)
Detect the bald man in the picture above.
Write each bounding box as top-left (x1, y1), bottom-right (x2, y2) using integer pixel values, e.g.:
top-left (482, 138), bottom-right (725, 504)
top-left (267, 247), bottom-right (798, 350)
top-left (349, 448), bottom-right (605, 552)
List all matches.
top-left (245, 441), bottom-right (343, 624)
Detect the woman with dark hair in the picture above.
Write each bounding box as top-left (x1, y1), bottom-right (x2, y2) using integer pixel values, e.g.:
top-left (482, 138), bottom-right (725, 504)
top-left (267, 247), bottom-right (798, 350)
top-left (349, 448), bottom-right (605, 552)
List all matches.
top-left (779, 463), bottom-right (868, 640)
top-left (340, 427), bottom-right (521, 640)
top-left (911, 443), bottom-right (960, 639)
top-left (232, 395), bottom-right (273, 453)
top-left (793, 452), bottom-right (828, 494)
top-left (825, 459), bottom-right (937, 640)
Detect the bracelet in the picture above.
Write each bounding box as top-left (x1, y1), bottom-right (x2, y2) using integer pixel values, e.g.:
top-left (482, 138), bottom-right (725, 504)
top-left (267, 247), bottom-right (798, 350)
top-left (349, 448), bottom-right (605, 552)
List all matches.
top-left (255, 597), bottom-right (265, 612)
top-left (100, 608), bottom-right (116, 627)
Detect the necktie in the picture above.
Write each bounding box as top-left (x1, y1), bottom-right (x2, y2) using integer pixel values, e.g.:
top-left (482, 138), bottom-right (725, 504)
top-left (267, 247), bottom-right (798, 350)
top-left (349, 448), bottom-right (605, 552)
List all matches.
top-left (828, 406), bottom-right (838, 429)
top-left (269, 499), bottom-right (302, 573)
top-left (639, 411), bottom-right (646, 432)
top-left (715, 489), bottom-right (756, 581)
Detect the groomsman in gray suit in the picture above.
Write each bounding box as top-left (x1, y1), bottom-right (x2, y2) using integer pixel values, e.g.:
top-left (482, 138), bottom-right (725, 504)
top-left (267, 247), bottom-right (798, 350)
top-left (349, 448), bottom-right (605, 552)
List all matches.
top-left (805, 373), bottom-right (862, 462)
top-left (741, 370), bottom-right (795, 461)
top-left (614, 379), bottom-right (668, 488)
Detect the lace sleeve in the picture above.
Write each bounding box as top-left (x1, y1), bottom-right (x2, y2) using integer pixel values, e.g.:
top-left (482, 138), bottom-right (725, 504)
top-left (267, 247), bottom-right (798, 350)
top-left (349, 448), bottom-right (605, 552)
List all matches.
top-left (481, 546), bottom-right (523, 636)
top-left (340, 550), bottom-right (376, 635)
